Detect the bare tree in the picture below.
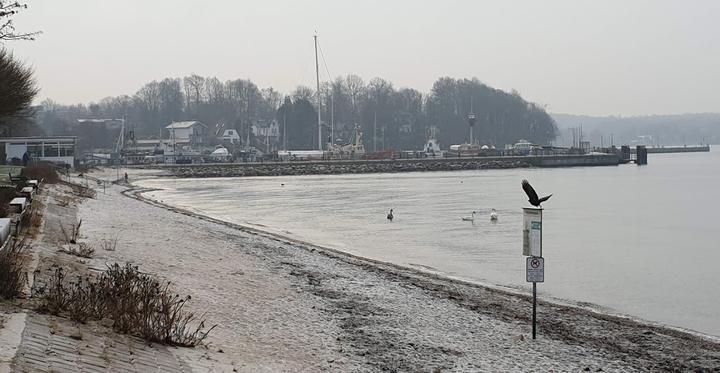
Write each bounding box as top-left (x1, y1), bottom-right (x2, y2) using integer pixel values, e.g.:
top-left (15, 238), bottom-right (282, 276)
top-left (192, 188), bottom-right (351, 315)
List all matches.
top-left (292, 85), bottom-right (313, 101)
top-left (344, 74), bottom-right (365, 123)
top-left (0, 1), bottom-right (41, 42)
top-left (183, 74), bottom-right (205, 115)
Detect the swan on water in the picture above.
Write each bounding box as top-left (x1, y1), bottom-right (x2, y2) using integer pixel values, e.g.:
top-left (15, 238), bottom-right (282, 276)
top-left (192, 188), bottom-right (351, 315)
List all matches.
top-left (387, 209), bottom-right (394, 221)
top-left (490, 208), bottom-right (498, 221)
top-left (461, 211), bottom-right (476, 222)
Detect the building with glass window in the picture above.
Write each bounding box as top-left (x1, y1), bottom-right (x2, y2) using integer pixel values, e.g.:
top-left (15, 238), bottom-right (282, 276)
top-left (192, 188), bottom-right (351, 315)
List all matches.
top-left (0, 136), bottom-right (77, 167)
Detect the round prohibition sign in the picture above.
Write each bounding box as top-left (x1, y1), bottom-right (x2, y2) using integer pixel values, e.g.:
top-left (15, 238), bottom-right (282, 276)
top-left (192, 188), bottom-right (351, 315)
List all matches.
top-left (530, 258), bottom-right (541, 269)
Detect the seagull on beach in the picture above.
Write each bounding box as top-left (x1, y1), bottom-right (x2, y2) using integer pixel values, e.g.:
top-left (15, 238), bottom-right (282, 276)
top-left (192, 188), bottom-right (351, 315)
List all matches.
top-left (521, 179), bottom-right (552, 207)
top-left (387, 209), bottom-right (394, 222)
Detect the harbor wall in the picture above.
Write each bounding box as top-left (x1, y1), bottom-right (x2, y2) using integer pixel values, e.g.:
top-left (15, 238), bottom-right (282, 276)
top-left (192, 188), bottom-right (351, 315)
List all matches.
top-left (645, 145), bottom-right (710, 154)
top-left (137, 154), bottom-right (620, 178)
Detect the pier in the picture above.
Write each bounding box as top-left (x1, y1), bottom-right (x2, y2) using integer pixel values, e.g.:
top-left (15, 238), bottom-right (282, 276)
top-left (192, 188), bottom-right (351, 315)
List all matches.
top-left (645, 145), bottom-right (710, 154)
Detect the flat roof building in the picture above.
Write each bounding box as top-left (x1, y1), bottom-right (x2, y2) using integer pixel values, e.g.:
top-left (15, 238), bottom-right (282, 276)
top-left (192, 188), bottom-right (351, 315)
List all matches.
top-left (0, 136), bottom-right (77, 167)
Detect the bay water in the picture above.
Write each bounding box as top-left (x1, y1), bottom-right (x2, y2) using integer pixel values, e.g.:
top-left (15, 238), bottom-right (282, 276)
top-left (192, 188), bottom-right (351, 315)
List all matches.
top-left (137, 150), bottom-right (720, 337)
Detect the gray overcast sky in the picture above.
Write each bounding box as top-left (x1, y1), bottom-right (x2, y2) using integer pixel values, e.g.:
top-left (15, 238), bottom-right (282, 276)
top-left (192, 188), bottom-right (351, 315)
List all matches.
top-left (8, 0), bottom-right (720, 116)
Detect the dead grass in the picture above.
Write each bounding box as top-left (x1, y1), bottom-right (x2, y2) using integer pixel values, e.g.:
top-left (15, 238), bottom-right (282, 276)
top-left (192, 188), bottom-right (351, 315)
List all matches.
top-left (0, 239), bottom-right (30, 299)
top-left (35, 263), bottom-right (216, 347)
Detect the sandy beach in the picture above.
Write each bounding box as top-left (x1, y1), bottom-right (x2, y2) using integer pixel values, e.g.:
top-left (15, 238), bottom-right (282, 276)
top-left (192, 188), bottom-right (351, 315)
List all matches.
top-left (41, 169), bottom-right (713, 372)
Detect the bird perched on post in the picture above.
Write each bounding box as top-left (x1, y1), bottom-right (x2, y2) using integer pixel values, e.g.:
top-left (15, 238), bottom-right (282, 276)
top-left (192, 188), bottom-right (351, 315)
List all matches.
top-left (387, 209), bottom-right (394, 221)
top-left (522, 180), bottom-right (552, 207)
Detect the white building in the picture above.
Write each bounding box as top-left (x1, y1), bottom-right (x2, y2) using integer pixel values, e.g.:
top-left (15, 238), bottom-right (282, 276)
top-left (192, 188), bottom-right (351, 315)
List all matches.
top-left (0, 136), bottom-right (77, 167)
top-left (251, 120), bottom-right (280, 140)
top-left (166, 121), bottom-right (208, 146)
top-left (219, 129), bottom-right (241, 144)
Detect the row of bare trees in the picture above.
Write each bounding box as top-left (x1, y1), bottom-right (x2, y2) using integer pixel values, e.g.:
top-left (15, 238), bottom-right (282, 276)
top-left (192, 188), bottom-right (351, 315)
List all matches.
top-left (41, 74), bottom-right (558, 151)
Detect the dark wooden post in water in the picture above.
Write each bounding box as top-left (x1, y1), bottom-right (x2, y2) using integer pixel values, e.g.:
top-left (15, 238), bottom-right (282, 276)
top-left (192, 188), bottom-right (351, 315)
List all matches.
top-left (620, 145), bottom-right (631, 162)
top-left (636, 145), bottom-right (648, 165)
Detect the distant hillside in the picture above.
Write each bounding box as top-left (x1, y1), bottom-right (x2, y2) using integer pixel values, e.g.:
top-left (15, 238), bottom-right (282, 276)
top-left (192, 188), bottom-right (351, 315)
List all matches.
top-left (550, 113), bottom-right (720, 147)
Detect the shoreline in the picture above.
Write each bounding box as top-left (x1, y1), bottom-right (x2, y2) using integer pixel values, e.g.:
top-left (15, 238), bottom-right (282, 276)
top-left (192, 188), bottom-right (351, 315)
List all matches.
top-left (127, 185), bottom-right (720, 345)
top-left (52, 169), bottom-right (719, 371)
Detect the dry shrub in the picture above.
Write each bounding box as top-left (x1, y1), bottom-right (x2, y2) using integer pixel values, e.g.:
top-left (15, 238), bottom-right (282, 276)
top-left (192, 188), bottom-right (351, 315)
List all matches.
top-left (37, 266), bottom-right (70, 315)
top-left (56, 194), bottom-right (75, 207)
top-left (35, 264), bottom-right (215, 346)
top-left (0, 239), bottom-right (30, 299)
top-left (20, 200), bottom-right (43, 232)
top-left (58, 181), bottom-right (96, 199)
top-left (101, 235), bottom-right (119, 251)
top-left (21, 162), bottom-right (59, 184)
top-left (30, 200), bottom-right (44, 228)
top-left (59, 242), bottom-right (95, 258)
top-left (74, 185), bottom-right (96, 199)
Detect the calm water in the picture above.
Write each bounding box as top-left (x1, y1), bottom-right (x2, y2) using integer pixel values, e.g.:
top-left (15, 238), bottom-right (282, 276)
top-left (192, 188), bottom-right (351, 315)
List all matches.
top-left (137, 150), bottom-right (720, 337)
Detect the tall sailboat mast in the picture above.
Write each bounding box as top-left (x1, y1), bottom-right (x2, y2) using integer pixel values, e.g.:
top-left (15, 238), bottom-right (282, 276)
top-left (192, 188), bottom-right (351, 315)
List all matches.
top-left (314, 34), bottom-right (322, 151)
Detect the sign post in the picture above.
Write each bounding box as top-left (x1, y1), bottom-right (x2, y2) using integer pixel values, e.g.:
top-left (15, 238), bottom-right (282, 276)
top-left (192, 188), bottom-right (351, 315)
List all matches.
top-left (522, 207), bottom-right (543, 339)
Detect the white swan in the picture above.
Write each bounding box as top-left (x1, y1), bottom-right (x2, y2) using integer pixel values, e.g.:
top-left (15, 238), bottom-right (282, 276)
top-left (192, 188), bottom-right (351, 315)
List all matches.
top-left (490, 209), bottom-right (498, 221)
top-left (461, 211), bottom-right (476, 222)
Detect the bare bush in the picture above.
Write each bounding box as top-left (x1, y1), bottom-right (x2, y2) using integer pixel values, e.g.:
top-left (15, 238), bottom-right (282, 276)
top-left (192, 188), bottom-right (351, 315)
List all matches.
top-left (30, 201), bottom-right (43, 228)
top-left (74, 185), bottom-right (96, 199)
top-left (36, 267), bottom-right (70, 315)
top-left (20, 200), bottom-right (43, 235)
top-left (100, 235), bottom-right (119, 251)
top-left (59, 242), bottom-right (95, 258)
top-left (56, 195), bottom-right (73, 207)
top-left (35, 263), bottom-right (215, 347)
top-left (20, 162), bottom-right (59, 183)
top-left (0, 239), bottom-right (29, 299)
top-left (59, 219), bottom-right (81, 244)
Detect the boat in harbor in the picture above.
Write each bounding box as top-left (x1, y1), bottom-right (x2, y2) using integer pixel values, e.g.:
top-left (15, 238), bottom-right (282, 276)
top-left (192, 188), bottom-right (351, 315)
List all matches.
top-left (423, 127), bottom-right (444, 158)
top-left (326, 124), bottom-right (366, 160)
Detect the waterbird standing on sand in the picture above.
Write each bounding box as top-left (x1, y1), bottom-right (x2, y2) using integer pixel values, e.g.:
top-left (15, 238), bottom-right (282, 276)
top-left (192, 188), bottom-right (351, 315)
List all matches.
top-left (521, 180), bottom-right (552, 207)
top-left (490, 209), bottom-right (498, 221)
top-left (387, 209), bottom-right (394, 221)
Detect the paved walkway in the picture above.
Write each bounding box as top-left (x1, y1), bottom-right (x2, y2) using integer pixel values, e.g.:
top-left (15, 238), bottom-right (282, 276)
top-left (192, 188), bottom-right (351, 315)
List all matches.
top-left (12, 313), bottom-right (191, 373)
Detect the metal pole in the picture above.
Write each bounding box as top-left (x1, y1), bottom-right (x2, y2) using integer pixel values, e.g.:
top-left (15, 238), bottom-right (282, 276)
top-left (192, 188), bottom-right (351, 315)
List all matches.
top-left (532, 282), bottom-right (537, 339)
top-left (373, 111), bottom-right (377, 152)
top-left (314, 34), bottom-right (322, 151)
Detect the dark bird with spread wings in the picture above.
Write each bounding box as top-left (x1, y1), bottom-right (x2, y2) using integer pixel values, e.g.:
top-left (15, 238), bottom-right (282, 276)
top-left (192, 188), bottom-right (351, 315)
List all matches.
top-left (522, 179), bottom-right (552, 207)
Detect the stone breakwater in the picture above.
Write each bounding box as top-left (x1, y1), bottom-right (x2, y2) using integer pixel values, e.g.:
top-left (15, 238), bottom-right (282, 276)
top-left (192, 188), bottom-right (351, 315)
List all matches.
top-left (139, 154), bottom-right (620, 178)
top-left (151, 158), bottom-right (531, 178)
